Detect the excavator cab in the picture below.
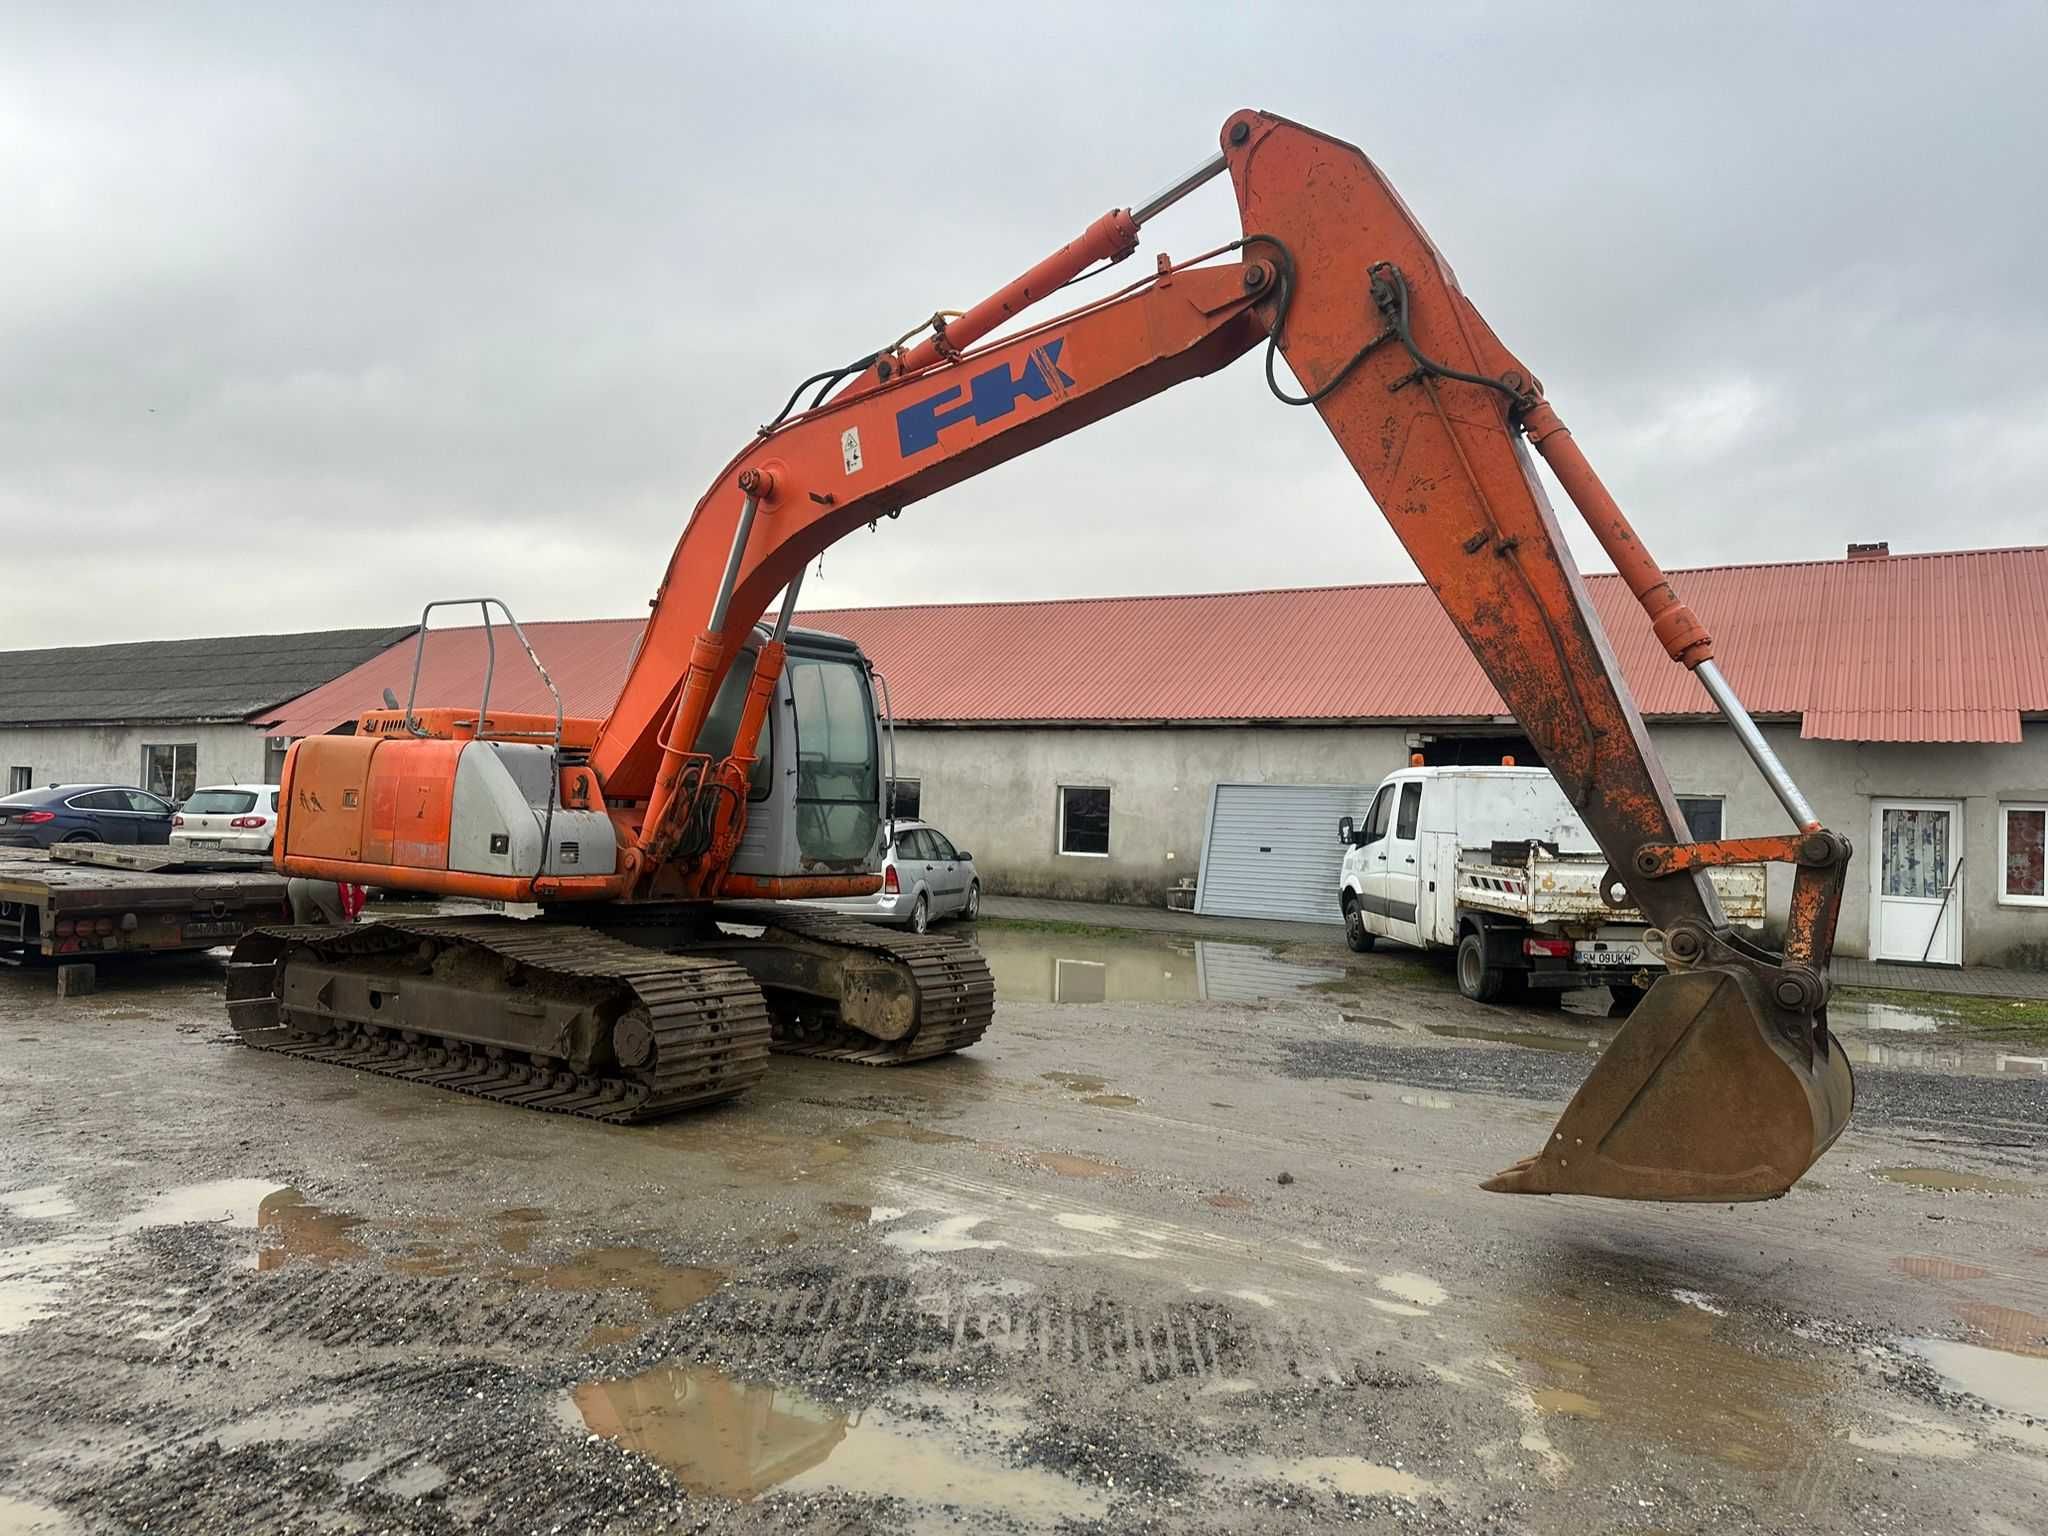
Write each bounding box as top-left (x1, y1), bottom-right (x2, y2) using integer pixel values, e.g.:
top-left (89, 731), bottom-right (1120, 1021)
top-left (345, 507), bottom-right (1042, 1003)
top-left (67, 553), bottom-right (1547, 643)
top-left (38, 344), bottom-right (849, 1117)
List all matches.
top-left (705, 627), bottom-right (887, 880)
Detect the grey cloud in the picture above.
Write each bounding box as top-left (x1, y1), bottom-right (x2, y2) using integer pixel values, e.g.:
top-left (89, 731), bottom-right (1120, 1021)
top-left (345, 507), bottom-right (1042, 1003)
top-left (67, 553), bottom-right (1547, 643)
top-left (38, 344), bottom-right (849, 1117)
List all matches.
top-left (2, 2), bottom-right (2041, 645)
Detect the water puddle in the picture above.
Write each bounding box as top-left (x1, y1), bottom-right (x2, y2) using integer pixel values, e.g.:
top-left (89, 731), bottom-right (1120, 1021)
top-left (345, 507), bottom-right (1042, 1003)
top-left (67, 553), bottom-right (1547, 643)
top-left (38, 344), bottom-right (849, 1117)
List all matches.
top-left (1515, 1290), bottom-right (1826, 1471)
top-left (1904, 1337), bottom-right (2048, 1418)
top-left (1873, 1167), bottom-right (2039, 1196)
top-left (1041, 1072), bottom-right (1105, 1092)
top-left (1030, 1152), bottom-right (1131, 1181)
top-left (1846, 1411), bottom-right (1976, 1460)
top-left (1082, 1094), bottom-right (1139, 1108)
top-left (0, 1494), bottom-right (82, 1534)
top-left (250, 1190), bottom-right (366, 1271)
top-left (509, 1247), bottom-right (727, 1317)
top-left (1955, 1304), bottom-right (2048, 1356)
top-left (0, 1238), bottom-right (108, 1335)
top-left (1, 1186), bottom-right (78, 1220)
top-left (121, 1178), bottom-right (286, 1230)
top-left (975, 927), bottom-right (1338, 1005)
top-left (1378, 1272), bottom-right (1448, 1309)
top-left (1205, 1193), bottom-right (1252, 1211)
top-left (1231, 1454), bottom-right (1442, 1502)
top-left (212, 1400), bottom-right (353, 1449)
top-left (882, 1215), bottom-right (1005, 1255)
top-left (857, 1120), bottom-right (968, 1147)
top-left (565, 1364), bottom-right (1109, 1520)
top-left (1424, 1023), bottom-right (1600, 1054)
top-left (495, 1208), bottom-right (547, 1254)
top-left (1893, 1255), bottom-right (1991, 1281)
top-left (1398, 1092), bottom-right (1454, 1111)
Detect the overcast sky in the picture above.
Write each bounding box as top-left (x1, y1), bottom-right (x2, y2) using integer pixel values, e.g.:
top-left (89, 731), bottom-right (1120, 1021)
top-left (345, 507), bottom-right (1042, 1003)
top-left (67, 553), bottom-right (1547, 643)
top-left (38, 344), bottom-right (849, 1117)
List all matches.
top-left (3, 3), bottom-right (2044, 649)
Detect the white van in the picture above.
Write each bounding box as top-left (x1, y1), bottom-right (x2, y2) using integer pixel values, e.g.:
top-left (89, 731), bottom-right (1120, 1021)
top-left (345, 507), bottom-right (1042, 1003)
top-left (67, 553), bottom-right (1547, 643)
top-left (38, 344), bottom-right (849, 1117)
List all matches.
top-left (1337, 766), bottom-right (1763, 1003)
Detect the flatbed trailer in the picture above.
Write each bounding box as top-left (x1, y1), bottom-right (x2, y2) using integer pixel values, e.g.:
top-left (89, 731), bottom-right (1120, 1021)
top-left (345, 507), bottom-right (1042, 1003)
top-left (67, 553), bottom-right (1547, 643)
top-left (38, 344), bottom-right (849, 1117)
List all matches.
top-left (0, 844), bottom-right (290, 964)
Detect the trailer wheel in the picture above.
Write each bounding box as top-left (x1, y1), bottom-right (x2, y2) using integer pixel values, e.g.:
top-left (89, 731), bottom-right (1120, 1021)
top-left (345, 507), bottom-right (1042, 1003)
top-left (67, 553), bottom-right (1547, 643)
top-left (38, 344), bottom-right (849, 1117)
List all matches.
top-left (1456, 930), bottom-right (1510, 1003)
top-left (1343, 896), bottom-right (1375, 953)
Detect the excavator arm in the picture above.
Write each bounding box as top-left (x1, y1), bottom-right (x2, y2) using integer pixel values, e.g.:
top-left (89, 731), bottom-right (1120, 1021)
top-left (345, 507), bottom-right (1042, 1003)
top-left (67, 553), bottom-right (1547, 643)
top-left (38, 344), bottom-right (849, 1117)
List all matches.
top-left (354, 110), bottom-right (1859, 1200)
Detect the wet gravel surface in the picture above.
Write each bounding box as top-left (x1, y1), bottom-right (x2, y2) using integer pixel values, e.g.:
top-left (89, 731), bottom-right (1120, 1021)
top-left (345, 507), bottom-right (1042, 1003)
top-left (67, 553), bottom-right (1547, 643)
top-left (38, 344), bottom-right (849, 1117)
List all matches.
top-left (2, 940), bottom-right (2046, 1534)
top-left (1272, 1034), bottom-right (2048, 1151)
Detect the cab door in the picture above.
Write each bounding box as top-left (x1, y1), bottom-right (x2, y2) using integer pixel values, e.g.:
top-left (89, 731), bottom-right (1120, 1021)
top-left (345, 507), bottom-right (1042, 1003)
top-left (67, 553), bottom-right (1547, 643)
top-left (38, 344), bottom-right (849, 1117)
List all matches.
top-left (1380, 780), bottom-right (1425, 946)
top-left (1354, 783), bottom-right (1396, 936)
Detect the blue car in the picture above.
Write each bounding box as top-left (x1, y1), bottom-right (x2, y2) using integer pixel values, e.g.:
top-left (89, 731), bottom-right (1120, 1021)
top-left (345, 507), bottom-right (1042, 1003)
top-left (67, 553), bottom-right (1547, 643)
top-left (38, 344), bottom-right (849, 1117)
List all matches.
top-left (0, 784), bottom-right (177, 848)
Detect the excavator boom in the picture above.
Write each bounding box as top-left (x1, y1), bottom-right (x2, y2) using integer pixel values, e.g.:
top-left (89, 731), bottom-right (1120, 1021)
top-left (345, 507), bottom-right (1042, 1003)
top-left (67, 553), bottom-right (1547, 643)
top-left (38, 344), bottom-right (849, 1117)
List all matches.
top-left (257, 109), bottom-right (1854, 1200)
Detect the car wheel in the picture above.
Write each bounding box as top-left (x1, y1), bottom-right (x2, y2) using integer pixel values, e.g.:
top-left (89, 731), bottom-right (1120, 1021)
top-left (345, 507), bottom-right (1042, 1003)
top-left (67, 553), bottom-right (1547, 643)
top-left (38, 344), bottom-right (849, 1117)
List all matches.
top-left (908, 894), bottom-right (930, 934)
top-left (963, 881), bottom-right (980, 921)
top-left (1455, 930), bottom-right (1509, 1003)
top-left (61, 831), bottom-right (100, 844)
top-left (1343, 897), bottom-right (1375, 953)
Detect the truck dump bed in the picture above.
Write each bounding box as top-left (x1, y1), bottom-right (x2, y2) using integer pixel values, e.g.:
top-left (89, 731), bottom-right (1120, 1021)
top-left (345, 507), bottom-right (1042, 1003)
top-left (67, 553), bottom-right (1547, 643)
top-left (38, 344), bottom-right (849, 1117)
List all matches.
top-left (1455, 848), bottom-right (1766, 926)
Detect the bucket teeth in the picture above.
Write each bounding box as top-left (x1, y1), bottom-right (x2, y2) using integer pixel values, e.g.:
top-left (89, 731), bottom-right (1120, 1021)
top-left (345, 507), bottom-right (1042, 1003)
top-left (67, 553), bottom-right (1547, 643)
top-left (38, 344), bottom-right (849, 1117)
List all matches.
top-left (1485, 966), bottom-right (1855, 1202)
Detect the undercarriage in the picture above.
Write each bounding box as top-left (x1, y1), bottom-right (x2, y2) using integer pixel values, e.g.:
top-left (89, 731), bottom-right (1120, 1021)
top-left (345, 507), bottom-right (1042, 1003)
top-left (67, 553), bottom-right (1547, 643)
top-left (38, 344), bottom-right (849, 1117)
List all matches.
top-left (224, 904), bottom-right (995, 1119)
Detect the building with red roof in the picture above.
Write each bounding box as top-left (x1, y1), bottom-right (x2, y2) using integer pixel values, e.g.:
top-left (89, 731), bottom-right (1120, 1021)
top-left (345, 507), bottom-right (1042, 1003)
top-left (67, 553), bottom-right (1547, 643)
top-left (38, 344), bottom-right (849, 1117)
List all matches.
top-left (251, 542), bottom-right (2048, 966)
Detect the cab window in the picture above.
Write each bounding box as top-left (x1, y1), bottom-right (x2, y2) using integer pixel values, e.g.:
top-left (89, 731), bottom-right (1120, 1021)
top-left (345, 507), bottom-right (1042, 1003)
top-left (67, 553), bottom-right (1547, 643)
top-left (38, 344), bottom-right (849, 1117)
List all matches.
top-left (1361, 785), bottom-right (1394, 844)
top-left (1394, 782), bottom-right (1421, 841)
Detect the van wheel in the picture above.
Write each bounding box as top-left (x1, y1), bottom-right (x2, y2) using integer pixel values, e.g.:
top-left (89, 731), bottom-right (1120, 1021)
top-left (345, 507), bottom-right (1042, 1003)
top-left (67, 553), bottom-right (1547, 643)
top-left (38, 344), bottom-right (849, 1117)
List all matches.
top-left (1343, 898), bottom-right (1375, 953)
top-left (1456, 931), bottom-right (1509, 1003)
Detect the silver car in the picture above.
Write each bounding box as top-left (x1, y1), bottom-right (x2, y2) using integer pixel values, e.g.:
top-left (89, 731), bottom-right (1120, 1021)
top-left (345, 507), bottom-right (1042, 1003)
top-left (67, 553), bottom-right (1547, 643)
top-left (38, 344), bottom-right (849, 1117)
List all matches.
top-left (805, 819), bottom-right (981, 933)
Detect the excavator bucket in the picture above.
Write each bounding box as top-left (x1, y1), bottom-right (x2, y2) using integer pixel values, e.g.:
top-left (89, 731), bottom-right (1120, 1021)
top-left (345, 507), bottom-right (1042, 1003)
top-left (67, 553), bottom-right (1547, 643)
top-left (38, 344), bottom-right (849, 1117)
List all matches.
top-left (1484, 966), bottom-right (1855, 1201)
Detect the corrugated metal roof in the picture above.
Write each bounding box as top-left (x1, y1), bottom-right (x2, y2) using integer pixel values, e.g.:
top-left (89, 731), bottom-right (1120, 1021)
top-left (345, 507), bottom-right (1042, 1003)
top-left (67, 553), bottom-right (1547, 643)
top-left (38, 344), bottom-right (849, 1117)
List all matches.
top-left (0, 626), bottom-right (418, 728)
top-left (260, 546), bottom-right (2048, 745)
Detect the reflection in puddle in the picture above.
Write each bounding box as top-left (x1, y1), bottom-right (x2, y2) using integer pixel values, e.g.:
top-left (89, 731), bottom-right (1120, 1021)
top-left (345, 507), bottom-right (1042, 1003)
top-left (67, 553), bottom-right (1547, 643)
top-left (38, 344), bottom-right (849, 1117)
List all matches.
top-left (1838, 1000), bottom-right (1948, 1033)
top-left (250, 1190), bottom-right (366, 1271)
top-left (1892, 1255), bottom-right (1991, 1281)
top-left (568, 1364), bottom-right (1109, 1520)
top-left (1424, 1023), bottom-right (1600, 1053)
top-left (975, 927), bottom-right (1338, 1005)
top-left (1905, 1337), bottom-right (2048, 1418)
top-left (1955, 1304), bottom-right (2048, 1356)
top-left (883, 1215), bottom-right (1005, 1255)
top-left (1378, 1272), bottom-right (1447, 1308)
top-left (121, 1178), bottom-right (286, 1230)
top-left (1873, 1167), bottom-right (2039, 1195)
top-left (1516, 1289), bottom-right (1827, 1471)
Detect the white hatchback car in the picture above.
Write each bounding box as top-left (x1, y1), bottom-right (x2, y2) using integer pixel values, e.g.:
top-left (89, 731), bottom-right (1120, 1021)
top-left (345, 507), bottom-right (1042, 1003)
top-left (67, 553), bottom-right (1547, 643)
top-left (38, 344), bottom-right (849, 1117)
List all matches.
top-left (169, 784), bottom-right (282, 854)
top-left (802, 819), bottom-right (981, 933)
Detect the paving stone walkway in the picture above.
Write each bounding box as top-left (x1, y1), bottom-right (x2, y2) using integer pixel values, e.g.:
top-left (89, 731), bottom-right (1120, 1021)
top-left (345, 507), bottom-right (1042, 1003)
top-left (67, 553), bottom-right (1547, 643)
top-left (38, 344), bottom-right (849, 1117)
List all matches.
top-left (978, 895), bottom-right (2048, 1000)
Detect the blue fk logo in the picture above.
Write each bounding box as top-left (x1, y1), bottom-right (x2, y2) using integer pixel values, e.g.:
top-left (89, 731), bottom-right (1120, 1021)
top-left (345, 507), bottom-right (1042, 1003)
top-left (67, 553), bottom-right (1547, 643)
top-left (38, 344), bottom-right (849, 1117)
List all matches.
top-left (895, 337), bottom-right (1075, 458)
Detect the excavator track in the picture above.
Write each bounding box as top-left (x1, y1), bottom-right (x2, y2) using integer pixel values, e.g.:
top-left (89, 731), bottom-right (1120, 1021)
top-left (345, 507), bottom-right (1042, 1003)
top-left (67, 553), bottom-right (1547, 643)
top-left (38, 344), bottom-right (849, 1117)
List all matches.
top-left (224, 917), bottom-right (771, 1121)
top-left (716, 906), bottom-right (996, 1065)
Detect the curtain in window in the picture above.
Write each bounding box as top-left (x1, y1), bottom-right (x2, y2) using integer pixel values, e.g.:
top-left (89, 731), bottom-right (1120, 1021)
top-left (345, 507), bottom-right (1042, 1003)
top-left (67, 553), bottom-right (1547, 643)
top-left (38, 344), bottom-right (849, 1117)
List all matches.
top-left (1881, 808), bottom-right (1951, 898)
top-left (2007, 808), bottom-right (2046, 899)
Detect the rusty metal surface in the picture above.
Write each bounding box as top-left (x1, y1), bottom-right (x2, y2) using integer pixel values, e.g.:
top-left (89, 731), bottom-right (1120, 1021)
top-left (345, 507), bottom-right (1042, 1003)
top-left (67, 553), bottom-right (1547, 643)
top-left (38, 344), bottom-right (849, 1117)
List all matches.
top-left (261, 546), bottom-right (2048, 742)
top-left (1456, 855), bottom-right (1766, 924)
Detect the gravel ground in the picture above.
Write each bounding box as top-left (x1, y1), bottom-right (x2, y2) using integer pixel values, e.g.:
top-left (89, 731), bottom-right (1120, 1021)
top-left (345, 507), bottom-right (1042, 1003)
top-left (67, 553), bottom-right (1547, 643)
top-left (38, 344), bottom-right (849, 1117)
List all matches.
top-left (2, 935), bottom-right (2045, 1535)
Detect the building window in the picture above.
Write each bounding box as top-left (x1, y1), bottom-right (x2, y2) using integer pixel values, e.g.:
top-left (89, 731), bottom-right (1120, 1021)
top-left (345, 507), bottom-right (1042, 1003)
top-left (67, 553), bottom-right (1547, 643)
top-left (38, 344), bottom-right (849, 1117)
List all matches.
top-left (142, 743), bottom-right (198, 803)
top-left (1058, 785), bottom-right (1110, 857)
top-left (2001, 803), bottom-right (2048, 906)
top-left (1676, 795), bottom-right (1724, 841)
top-left (7, 767), bottom-right (29, 795)
top-left (887, 777), bottom-right (921, 820)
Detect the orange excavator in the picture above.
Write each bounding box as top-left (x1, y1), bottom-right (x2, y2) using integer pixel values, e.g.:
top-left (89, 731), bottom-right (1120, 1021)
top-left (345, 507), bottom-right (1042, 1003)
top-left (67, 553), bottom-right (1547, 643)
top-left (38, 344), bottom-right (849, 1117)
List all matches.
top-left (227, 110), bottom-right (1854, 1202)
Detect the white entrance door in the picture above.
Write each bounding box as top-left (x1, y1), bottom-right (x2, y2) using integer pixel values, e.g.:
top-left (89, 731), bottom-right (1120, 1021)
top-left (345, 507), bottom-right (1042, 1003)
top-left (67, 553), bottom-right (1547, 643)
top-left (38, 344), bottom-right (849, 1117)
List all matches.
top-left (1869, 800), bottom-right (1963, 965)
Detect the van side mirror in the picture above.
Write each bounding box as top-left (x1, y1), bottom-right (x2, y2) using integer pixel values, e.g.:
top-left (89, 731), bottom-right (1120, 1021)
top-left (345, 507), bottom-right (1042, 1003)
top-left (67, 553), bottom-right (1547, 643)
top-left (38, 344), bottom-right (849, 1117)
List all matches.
top-left (1337, 816), bottom-right (1355, 847)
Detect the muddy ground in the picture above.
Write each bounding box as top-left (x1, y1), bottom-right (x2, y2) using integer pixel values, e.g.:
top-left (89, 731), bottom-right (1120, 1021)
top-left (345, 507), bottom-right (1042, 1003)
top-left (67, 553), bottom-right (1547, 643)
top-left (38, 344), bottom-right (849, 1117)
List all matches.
top-left (2, 919), bottom-right (2045, 1535)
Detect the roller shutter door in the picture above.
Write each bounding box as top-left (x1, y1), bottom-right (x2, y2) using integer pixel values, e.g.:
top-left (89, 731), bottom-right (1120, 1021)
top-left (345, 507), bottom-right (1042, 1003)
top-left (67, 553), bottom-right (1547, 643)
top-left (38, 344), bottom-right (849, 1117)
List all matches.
top-left (1195, 782), bottom-right (1378, 924)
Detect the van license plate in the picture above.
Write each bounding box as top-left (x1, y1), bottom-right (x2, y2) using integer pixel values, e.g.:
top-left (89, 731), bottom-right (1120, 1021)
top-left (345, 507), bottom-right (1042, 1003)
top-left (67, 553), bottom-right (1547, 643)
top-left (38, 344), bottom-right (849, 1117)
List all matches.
top-left (1576, 940), bottom-right (1657, 968)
